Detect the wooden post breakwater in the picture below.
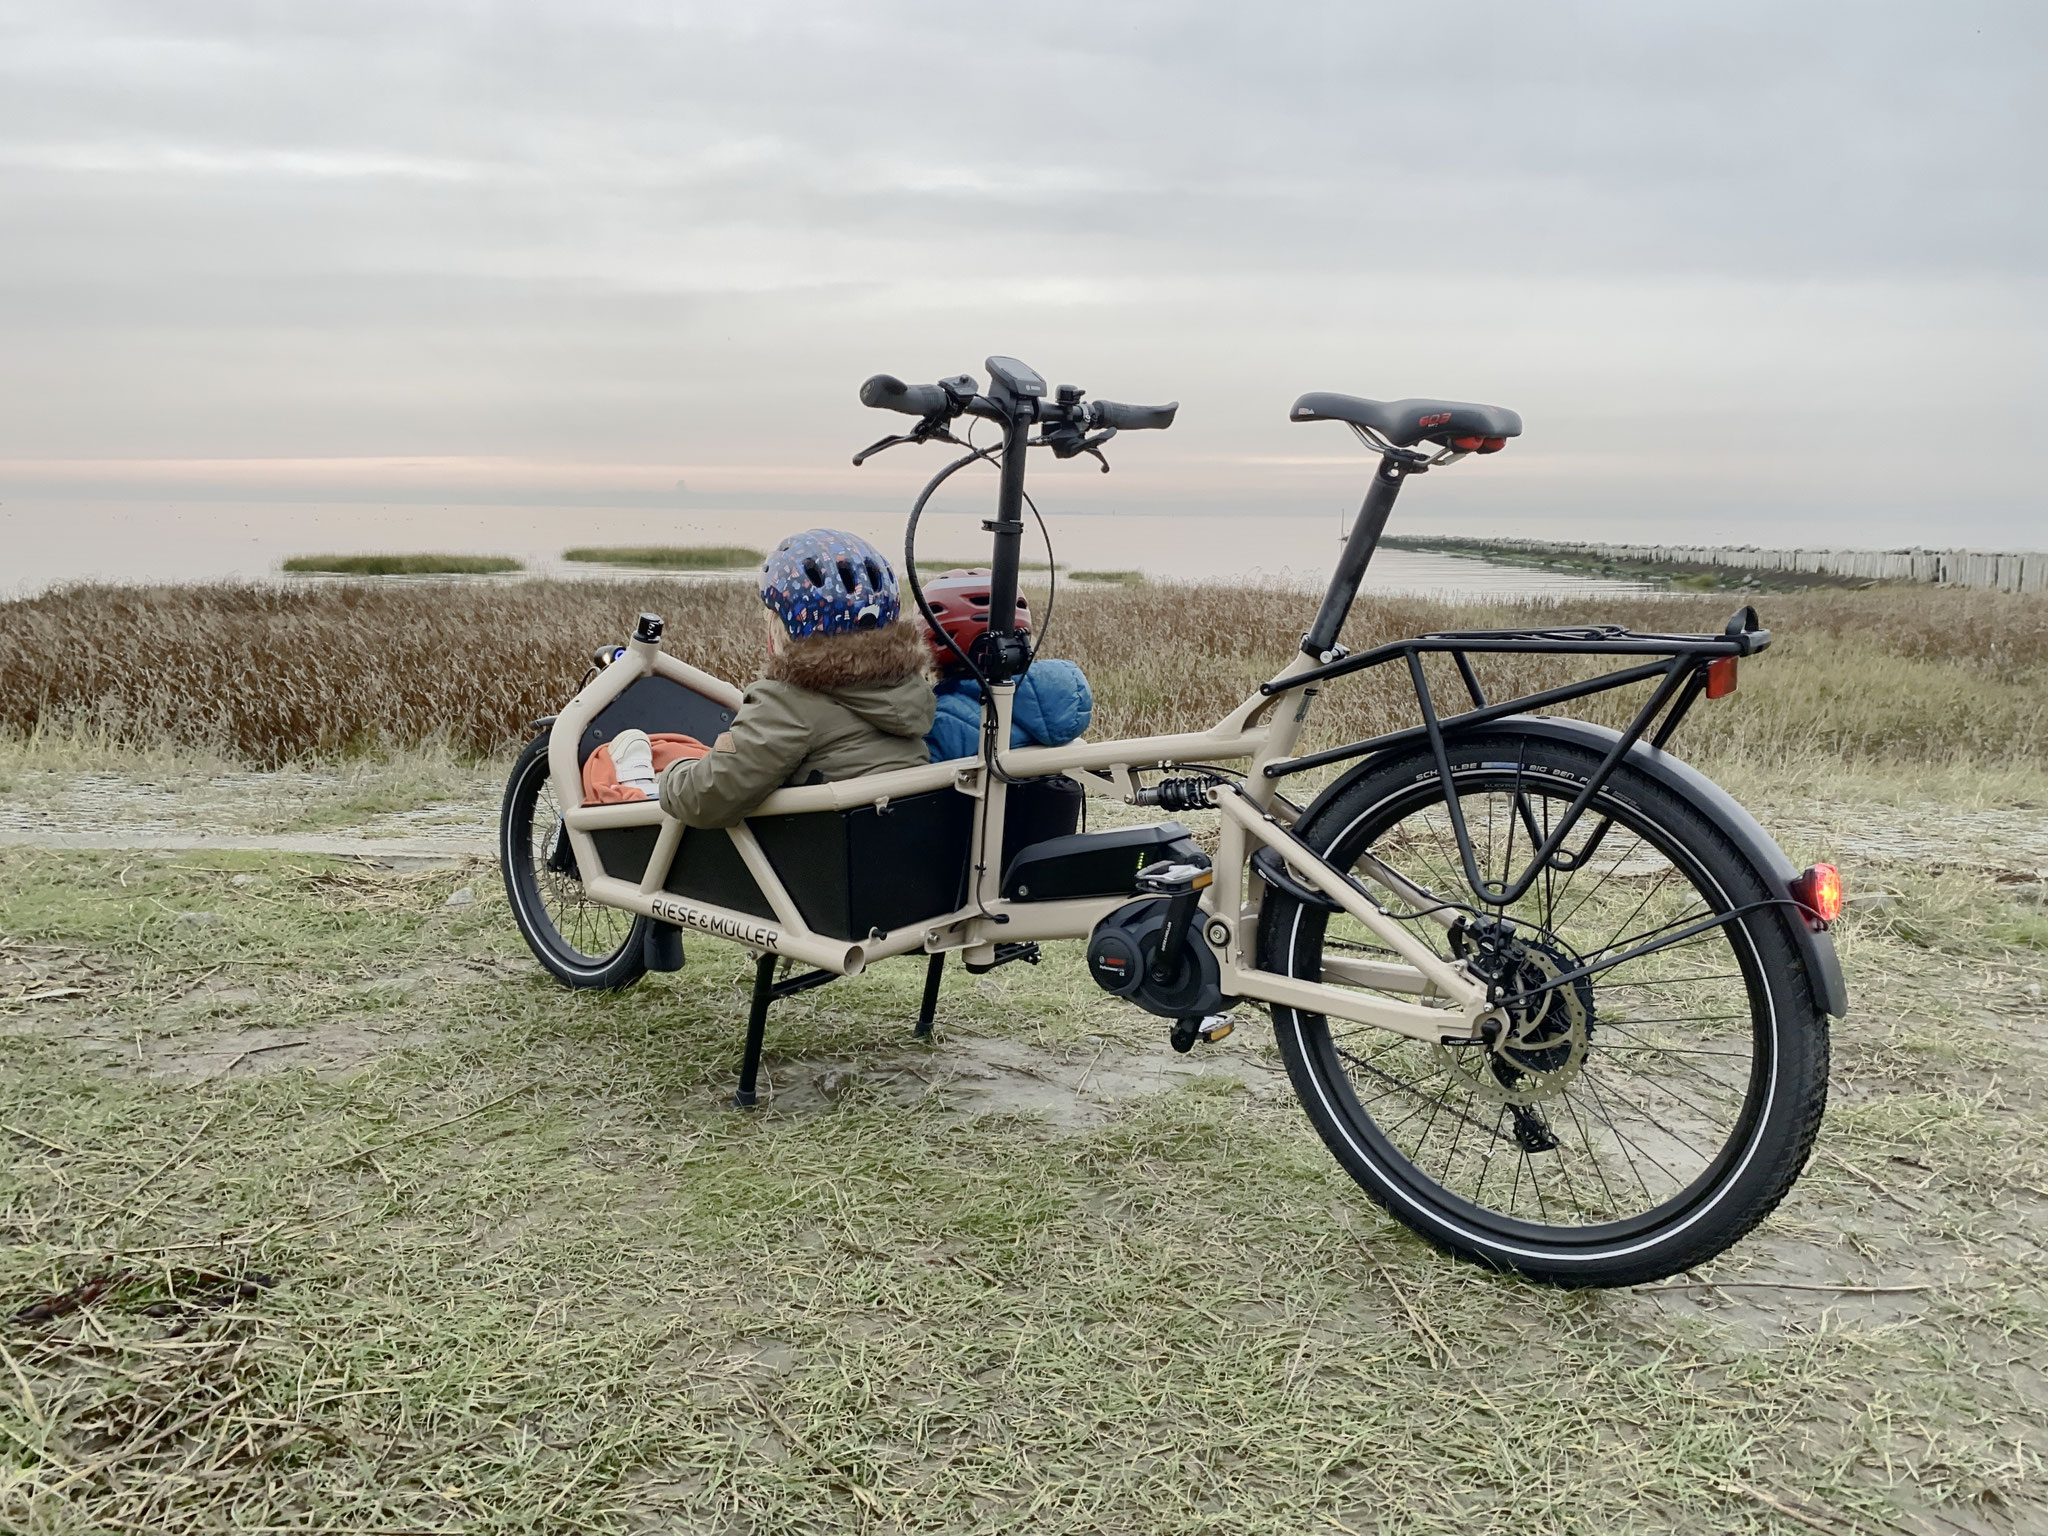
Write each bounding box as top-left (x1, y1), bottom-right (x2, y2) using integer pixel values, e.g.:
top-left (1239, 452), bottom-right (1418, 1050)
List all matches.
top-left (1417, 540), bottom-right (2048, 594)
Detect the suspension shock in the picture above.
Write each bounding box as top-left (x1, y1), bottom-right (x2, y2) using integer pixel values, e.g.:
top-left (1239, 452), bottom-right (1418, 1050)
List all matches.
top-left (1131, 776), bottom-right (1219, 813)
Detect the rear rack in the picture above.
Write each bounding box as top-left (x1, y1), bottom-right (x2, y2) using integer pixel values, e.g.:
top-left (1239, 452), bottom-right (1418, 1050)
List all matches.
top-left (1260, 607), bottom-right (1768, 908)
top-left (1264, 609), bottom-right (1770, 702)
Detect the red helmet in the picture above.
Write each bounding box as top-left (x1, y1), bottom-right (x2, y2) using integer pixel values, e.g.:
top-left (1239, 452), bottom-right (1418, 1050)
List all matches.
top-left (919, 568), bottom-right (1031, 673)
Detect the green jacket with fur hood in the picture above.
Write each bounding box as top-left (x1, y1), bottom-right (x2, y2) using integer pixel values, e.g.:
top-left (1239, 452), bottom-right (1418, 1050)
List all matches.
top-left (657, 622), bottom-right (935, 829)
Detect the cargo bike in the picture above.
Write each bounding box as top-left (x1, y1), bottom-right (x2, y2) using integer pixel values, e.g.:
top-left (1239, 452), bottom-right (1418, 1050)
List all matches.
top-left (501, 356), bottom-right (1848, 1286)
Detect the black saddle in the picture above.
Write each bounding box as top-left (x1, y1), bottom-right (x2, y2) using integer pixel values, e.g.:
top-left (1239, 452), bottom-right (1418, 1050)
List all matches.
top-left (1292, 392), bottom-right (1522, 450)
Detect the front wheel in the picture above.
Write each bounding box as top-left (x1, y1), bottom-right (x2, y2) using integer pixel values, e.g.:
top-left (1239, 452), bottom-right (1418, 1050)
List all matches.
top-left (501, 731), bottom-right (651, 990)
top-left (1257, 729), bottom-right (1829, 1286)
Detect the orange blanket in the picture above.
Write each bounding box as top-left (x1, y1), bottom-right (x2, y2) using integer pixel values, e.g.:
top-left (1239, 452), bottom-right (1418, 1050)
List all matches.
top-left (581, 733), bottom-right (710, 805)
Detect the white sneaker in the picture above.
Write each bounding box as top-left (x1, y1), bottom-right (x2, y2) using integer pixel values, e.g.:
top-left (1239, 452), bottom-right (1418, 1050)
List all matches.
top-left (609, 729), bottom-right (658, 800)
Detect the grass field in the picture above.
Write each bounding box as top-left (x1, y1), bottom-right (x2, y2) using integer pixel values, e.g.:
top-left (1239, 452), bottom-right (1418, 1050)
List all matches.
top-left (280, 554), bottom-right (523, 576)
top-left (2, 581), bottom-right (2046, 1532)
top-left (562, 546), bottom-right (763, 570)
top-left (2, 580), bottom-right (2043, 767)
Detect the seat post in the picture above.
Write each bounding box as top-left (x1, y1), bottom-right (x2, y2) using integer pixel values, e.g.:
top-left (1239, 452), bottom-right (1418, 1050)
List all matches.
top-left (1301, 453), bottom-right (1416, 662)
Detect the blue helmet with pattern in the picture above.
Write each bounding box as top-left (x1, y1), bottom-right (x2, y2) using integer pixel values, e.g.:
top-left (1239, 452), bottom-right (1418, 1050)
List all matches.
top-left (759, 529), bottom-right (901, 639)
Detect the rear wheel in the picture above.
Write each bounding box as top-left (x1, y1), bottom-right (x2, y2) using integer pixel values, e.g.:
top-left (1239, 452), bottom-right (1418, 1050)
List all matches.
top-left (1257, 730), bottom-right (1828, 1286)
top-left (501, 732), bottom-right (651, 990)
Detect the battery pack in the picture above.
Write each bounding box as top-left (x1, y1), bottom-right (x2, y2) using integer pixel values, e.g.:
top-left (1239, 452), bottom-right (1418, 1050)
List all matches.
top-left (1002, 822), bottom-right (1205, 902)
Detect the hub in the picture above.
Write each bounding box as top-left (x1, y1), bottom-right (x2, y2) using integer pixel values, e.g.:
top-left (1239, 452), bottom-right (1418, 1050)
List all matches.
top-left (1438, 927), bottom-right (1596, 1107)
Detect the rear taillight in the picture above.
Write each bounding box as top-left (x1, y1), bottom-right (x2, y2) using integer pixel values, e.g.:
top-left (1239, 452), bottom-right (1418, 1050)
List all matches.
top-left (1791, 863), bottom-right (1843, 924)
top-left (1705, 657), bottom-right (1738, 698)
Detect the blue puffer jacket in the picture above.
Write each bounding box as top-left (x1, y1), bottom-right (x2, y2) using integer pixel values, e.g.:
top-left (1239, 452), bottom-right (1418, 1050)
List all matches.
top-left (925, 659), bottom-right (1093, 762)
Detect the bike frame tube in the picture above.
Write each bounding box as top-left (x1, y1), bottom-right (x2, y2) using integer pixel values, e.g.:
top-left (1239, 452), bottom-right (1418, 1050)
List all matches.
top-left (1302, 451), bottom-right (1412, 661)
top-left (1208, 789), bottom-right (1493, 1040)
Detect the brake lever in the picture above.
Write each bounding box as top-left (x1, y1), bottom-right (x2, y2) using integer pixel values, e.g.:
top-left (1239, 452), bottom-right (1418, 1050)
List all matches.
top-left (1035, 423), bottom-right (1117, 471)
top-left (852, 433), bottom-right (915, 466)
top-left (1080, 425), bottom-right (1116, 474)
top-left (851, 413), bottom-right (963, 467)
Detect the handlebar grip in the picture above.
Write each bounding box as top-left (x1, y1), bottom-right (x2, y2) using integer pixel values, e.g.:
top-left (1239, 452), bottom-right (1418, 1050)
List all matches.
top-left (859, 374), bottom-right (952, 417)
top-left (1090, 398), bottom-right (1178, 431)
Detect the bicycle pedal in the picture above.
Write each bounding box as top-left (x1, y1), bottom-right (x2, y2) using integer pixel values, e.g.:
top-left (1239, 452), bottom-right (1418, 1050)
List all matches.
top-left (1170, 1014), bottom-right (1235, 1054)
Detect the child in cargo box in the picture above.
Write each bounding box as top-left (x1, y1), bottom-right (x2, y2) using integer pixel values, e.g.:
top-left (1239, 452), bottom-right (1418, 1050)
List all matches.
top-left (656, 529), bottom-right (935, 828)
top-left (917, 567), bottom-right (1092, 761)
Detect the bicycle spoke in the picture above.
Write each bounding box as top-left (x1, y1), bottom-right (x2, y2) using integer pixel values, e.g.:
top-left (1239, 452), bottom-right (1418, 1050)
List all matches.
top-left (1540, 794), bottom-right (1557, 932)
top-left (1577, 1069), bottom-right (1659, 1207)
top-left (1593, 865), bottom-right (1683, 959)
top-left (523, 778), bottom-right (633, 964)
top-left (1301, 763), bottom-right (1766, 1234)
top-left (1560, 1093), bottom-right (1623, 1219)
top-left (1474, 1103), bottom-right (1509, 1207)
top-left (1580, 1069), bottom-right (1697, 1192)
top-left (1548, 829), bottom-right (1652, 938)
top-left (1334, 1046), bottom-right (1498, 1139)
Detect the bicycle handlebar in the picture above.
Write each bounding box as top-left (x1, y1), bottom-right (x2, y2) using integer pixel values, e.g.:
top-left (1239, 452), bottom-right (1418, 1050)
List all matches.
top-left (857, 372), bottom-right (1177, 432)
top-left (859, 374), bottom-right (954, 417)
top-left (1088, 398), bottom-right (1177, 431)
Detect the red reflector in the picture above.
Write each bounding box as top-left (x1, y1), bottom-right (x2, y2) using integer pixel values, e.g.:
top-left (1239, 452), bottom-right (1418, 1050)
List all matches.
top-left (1705, 657), bottom-right (1738, 698)
top-left (1451, 435), bottom-right (1508, 454)
top-left (1792, 863), bottom-right (1843, 924)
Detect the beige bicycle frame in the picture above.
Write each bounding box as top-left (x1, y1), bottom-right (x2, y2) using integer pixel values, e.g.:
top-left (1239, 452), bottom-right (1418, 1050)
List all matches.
top-left (549, 628), bottom-right (1497, 1045)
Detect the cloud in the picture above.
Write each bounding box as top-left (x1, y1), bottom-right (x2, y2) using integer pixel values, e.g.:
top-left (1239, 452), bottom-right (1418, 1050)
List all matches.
top-left (0, 143), bottom-right (485, 180)
top-left (0, 0), bottom-right (2041, 548)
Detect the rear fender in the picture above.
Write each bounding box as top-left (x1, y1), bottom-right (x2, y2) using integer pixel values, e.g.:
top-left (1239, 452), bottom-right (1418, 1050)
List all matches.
top-left (1294, 715), bottom-right (1848, 1017)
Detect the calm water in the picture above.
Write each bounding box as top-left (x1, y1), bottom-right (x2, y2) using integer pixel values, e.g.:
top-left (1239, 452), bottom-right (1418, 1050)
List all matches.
top-left (0, 499), bottom-right (1659, 601)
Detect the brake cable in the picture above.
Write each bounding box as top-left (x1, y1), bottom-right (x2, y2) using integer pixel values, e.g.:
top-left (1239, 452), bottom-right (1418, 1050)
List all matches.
top-left (899, 443), bottom-right (1001, 692)
top-left (1484, 895), bottom-right (1824, 1010)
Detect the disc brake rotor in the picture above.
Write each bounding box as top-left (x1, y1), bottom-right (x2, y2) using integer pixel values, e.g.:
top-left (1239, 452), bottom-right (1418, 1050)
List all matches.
top-left (1435, 938), bottom-right (1595, 1106)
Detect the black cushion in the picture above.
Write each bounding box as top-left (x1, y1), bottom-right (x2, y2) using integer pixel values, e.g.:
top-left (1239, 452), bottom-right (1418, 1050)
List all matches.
top-left (1291, 392), bottom-right (1522, 448)
top-left (578, 675), bottom-right (736, 765)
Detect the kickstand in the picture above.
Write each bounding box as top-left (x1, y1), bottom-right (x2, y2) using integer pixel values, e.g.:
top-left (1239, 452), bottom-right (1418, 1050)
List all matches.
top-left (914, 951), bottom-right (945, 1040)
top-left (734, 953), bottom-right (776, 1108)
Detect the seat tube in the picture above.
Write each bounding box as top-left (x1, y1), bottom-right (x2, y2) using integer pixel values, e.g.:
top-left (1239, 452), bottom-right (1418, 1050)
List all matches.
top-left (1301, 454), bottom-right (1413, 661)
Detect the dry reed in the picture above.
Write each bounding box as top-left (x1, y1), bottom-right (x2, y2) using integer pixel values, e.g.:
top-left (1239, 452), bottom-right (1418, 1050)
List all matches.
top-left (1, 578), bottom-right (2042, 768)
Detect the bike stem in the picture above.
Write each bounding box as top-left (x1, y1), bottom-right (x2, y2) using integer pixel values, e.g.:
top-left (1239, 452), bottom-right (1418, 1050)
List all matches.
top-left (1301, 451), bottom-right (1421, 663)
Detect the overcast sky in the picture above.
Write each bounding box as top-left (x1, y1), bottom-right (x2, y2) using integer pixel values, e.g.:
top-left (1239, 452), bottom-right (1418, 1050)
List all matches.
top-left (2, 0), bottom-right (2043, 548)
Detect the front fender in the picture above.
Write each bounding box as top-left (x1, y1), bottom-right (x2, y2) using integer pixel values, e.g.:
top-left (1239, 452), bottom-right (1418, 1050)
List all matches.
top-left (1295, 715), bottom-right (1848, 1017)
